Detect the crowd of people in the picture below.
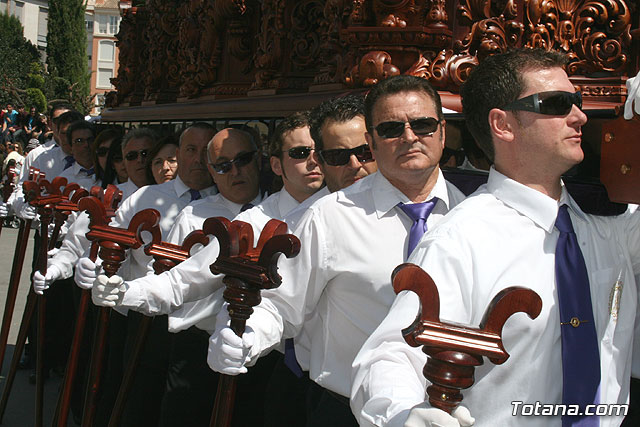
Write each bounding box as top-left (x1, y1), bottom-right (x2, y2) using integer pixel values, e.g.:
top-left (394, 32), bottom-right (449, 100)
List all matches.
top-left (0, 47), bottom-right (638, 427)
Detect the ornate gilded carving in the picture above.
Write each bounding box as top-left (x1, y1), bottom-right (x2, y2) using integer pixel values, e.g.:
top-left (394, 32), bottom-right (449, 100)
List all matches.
top-left (290, 1), bottom-right (323, 72)
top-left (346, 51), bottom-right (401, 87)
top-left (313, 0), bottom-right (356, 85)
top-left (177, 0), bottom-right (206, 98)
top-left (524, 0), bottom-right (632, 74)
top-left (253, 0), bottom-right (286, 89)
top-left (405, 50), bottom-right (478, 90)
top-left (144, 0), bottom-right (181, 101)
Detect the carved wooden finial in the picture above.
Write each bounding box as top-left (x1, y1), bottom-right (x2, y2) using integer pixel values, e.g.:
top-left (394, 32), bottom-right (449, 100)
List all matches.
top-left (392, 263), bottom-right (542, 413)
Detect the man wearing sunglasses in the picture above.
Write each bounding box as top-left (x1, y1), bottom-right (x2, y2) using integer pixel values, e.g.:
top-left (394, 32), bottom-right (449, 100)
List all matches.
top-left (58, 120), bottom-right (99, 191)
top-left (121, 128), bottom-right (156, 191)
top-left (207, 77), bottom-right (465, 425)
top-left (310, 94), bottom-right (378, 192)
top-left (352, 49), bottom-right (640, 427)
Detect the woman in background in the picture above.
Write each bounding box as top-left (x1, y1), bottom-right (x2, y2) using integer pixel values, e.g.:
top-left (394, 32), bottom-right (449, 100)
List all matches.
top-left (146, 135), bottom-right (178, 184)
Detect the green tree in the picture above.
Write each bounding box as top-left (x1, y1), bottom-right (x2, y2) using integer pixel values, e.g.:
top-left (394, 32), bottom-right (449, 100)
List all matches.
top-left (0, 12), bottom-right (40, 106)
top-left (46, 0), bottom-right (90, 113)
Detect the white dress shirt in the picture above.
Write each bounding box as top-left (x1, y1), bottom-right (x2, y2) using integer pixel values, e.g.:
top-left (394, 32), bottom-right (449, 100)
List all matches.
top-left (112, 176), bottom-right (217, 280)
top-left (351, 168), bottom-right (640, 427)
top-left (50, 180), bottom-right (139, 279)
top-left (245, 170), bottom-right (465, 398)
top-left (57, 161), bottom-right (101, 191)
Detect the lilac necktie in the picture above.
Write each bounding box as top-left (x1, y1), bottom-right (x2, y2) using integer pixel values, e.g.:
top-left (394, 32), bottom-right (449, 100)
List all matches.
top-left (63, 155), bottom-right (75, 170)
top-left (189, 189), bottom-right (201, 201)
top-left (398, 198), bottom-right (439, 256)
top-left (555, 205), bottom-right (600, 426)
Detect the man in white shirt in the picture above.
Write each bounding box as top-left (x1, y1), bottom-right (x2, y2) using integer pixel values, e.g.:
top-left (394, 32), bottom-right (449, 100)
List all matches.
top-left (58, 120), bottom-right (100, 191)
top-left (208, 75), bottom-right (466, 425)
top-left (351, 48), bottom-right (640, 427)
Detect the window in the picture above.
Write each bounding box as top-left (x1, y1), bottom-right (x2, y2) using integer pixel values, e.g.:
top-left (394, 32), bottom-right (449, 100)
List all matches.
top-left (37, 7), bottom-right (48, 48)
top-left (13, 1), bottom-right (23, 22)
top-left (109, 15), bottom-right (120, 35)
top-left (86, 20), bottom-right (94, 32)
top-left (97, 68), bottom-right (113, 89)
top-left (98, 15), bottom-right (107, 34)
top-left (98, 40), bottom-right (115, 62)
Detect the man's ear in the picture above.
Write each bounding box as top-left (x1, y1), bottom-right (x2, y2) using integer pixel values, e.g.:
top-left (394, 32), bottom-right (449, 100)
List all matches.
top-left (488, 108), bottom-right (515, 143)
top-left (269, 155), bottom-right (283, 177)
top-left (365, 131), bottom-right (377, 155)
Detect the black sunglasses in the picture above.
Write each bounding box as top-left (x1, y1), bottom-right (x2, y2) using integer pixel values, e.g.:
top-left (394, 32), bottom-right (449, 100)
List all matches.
top-left (283, 146), bottom-right (314, 159)
top-left (319, 144), bottom-right (374, 166)
top-left (501, 91), bottom-right (582, 116)
top-left (96, 146), bottom-right (110, 157)
top-left (373, 117), bottom-right (441, 139)
top-left (211, 151), bottom-right (257, 174)
top-left (124, 149), bottom-right (149, 161)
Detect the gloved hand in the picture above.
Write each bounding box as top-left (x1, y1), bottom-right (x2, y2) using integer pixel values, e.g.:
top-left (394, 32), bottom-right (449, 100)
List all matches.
top-left (47, 248), bottom-right (59, 258)
top-left (207, 308), bottom-right (255, 375)
top-left (625, 71), bottom-right (640, 120)
top-left (404, 404), bottom-right (474, 427)
top-left (92, 274), bottom-right (127, 307)
top-left (0, 202), bottom-right (9, 217)
top-left (32, 265), bottom-right (63, 295)
top-left (74, 257), bottom-right (102, 290)
top-left (17, 204), bottom-right (37, 220)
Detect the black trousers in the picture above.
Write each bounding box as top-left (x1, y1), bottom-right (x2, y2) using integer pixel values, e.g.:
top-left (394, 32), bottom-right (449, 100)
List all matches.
top-left (306, 381), bottom-right (358, 427)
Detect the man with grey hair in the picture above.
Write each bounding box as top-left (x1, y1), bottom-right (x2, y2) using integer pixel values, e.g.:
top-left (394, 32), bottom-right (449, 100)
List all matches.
top-left (74, 122), bottom-right (218, 425)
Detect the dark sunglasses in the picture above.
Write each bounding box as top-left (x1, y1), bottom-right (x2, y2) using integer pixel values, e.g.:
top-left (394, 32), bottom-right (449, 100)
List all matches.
top-left (96, 147), bottom-right (110, 157)
top-left (373, 117), bottom-right (441, 139)
top-left (211, 151), bottom-right (256, 174)
top-left (501, 91), bottom-right (582, 115)
top-left (319, 144), bottom-right (374, 166)
top-left (283, 146), bottom-right (314, 159)
top-left (124, 149), bottom-right (149, 161)
top-left (73, 136), bottom-right (95, 145)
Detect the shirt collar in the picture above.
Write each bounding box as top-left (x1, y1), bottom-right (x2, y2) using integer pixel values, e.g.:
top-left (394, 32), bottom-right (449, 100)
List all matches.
top-left (174, 175), bottom-right (217, 200)
top-left (372, 168), bottom-right (452, 219)
top-left (487, 167), bottom-right (586, 233)
top-left (277, 187), bottom-right (301, 217)
top-left (216, 192), bottom-right (264, 216)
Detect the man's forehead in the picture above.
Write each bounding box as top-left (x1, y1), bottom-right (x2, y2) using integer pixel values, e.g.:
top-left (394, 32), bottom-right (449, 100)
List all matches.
top-left (282, 126), bottom-right (313, 148)
top-left (211, 135), bottom-right (254, 159)
top-left (125, 137), bottom-right (153, 150)
top-left (321, 117), bottom-right (366, 150)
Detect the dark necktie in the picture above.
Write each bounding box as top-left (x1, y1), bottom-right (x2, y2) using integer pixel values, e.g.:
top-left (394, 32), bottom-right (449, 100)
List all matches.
top-left (555, 205), bottom-right (600, 426)
top-left (63, 155), bottom-right (75, 170)
top-left (240, 203), bottom-right (254, 212)
top-left (189, 189), bottom-right (201, 201)
top-left (80, 167), bottom-right (94, 176)
top-left (398, 198), bottom-right (439, 256)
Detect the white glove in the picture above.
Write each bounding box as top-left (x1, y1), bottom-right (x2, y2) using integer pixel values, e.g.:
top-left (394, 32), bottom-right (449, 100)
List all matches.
top-left (74, 257), bottom-right (102, 290)
top-left (405, 404), bottom-right (474, 427)
top-left (32, 265), bottom-right (62, 295)
top-left (0, 202), bottom-right (9, 217)
top-left (625, 71), bottom-right (640, 120)
top-left (207, 308), bottom-right (255, 375)
top-left (92, 274), bottom-right (127, 307)
top-left (47, 248), bottom-right (59, 258)
top-left (17, 204), bottom-right (37, 220)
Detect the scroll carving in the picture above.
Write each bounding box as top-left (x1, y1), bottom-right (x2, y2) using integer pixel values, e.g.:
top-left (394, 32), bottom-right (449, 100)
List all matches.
top-left (346, 51), bottom-right (401, 87)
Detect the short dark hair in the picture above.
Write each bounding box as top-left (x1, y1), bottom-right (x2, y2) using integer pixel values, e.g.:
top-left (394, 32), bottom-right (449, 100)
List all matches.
top-left (461, 48), bottom-right (568, 162)
top-left (309, 95), bottom-right (365, 152)
top-left (146, 134), bottom-right (179, 184)
top-left (56, 110), bottom-right (84, 129)
top-left (269, 111), bottom-right (311, 158)
top-left (49, 102), bottom-right (74, 121)
top-left (364, 75), bottom-right (443, 131)
top-left (66, 120), bottom-right (95, 146)
top-left (179, 122), bottom-right (216, 146)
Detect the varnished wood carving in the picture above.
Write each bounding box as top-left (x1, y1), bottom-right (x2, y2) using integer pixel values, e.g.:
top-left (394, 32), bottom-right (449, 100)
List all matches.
top-left (392, 263), bottom-right (542, 413)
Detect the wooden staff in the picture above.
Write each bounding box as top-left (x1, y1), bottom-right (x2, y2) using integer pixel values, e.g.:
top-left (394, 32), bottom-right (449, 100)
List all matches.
top-left (0, 169), bottom-right (44, 375)
top-left (79, 201), bottom-right (160, 427)
top-left (47, 183), bottom-right (86, 247)
top-left (391, 263), bottom-right (542, 413)
top-left (0, 166), bottom-right (18, 239)
top-left (52, 184), bottom-right (123, 427)
top-left (108, 229), bottom-right (210, 427)
top-left (207, 218), bottom-right (300, 427)
top-left (31, 176), bottom-right (67, 427)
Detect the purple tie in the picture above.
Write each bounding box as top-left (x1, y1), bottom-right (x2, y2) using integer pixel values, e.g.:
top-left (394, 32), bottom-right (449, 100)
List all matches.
top-left (555, 205), bottom-right (600, 426)
top-left (63, 155), bottom-right (75, 170)
top-left (240, 203), bottom-right (253, 212)
top-left (398, 198), bottom-right (438, 256)
top-left (189, 189), bottom-right (201, 201)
